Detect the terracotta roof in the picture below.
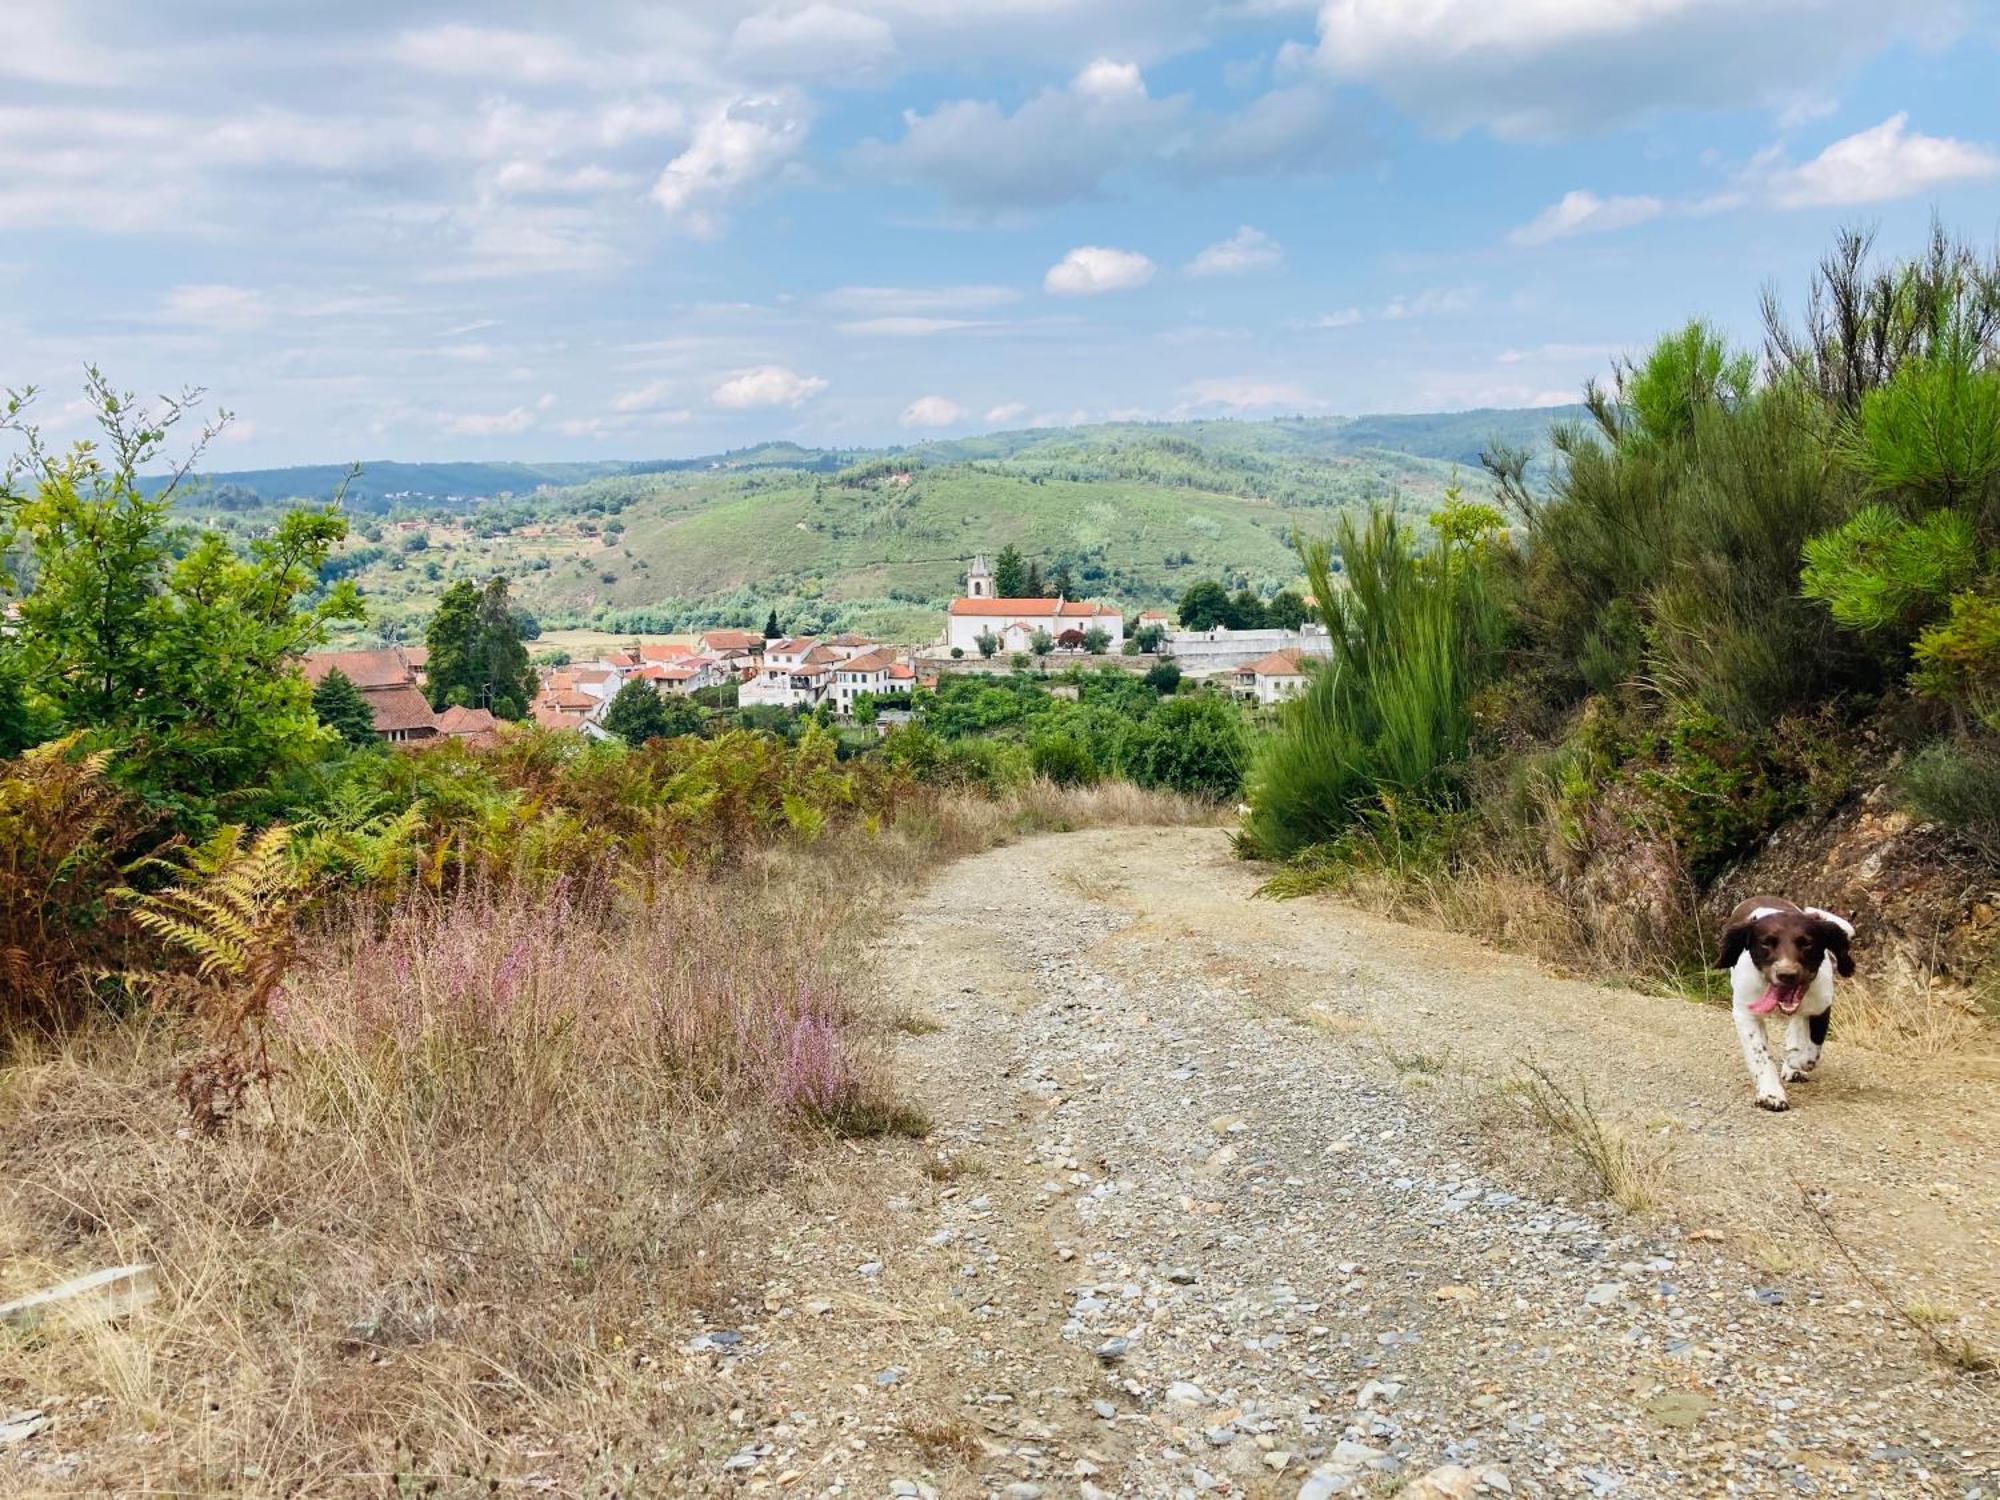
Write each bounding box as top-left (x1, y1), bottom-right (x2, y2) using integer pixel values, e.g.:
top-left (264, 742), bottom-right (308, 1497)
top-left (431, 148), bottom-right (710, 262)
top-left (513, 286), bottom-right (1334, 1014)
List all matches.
top-left (829, 632), bottom-right (878, 647)
top-left (887, 663), bottom-right (915, 680)
top-left (651, 664), bottom-right (701, 680)
top-left (604, 650), bottom-right (639, 668)
top-left (1138, 610), bottom-right (1171, 622)
top-left (303, 647), bottom-right (418, 690)
top-left (435, 705), bottom-right (499, 737)
top-left (802, 644), bottom-right (839, 665)
top-left (571, 667), bottom-right (618, 685)
top-left (368, 683), bottom-right (442, 733)
top-left (948, 597), bottom-right (1061, 617)
top-left (1241, 650), bottom-right (1308, 677)
top-left (771, 636), bottom-right (820, 653)
top-left (700, 629), bottom-right (762, 651)
top-left (640, 643), bottom-right (694, 662)
top-left (840, 648), bottom-right (897, 673)
top-left (533, 700), bottom-right (587, 728)
top-left (403, 646), bottom-right (429, 666)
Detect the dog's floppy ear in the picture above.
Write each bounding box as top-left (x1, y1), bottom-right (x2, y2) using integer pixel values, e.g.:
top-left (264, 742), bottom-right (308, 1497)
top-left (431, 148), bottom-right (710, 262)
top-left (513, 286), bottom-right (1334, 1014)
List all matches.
top-left (1717, 918), bottom-right (1755, 971)
top-left (1812, 915), bottom-right (1855, 977)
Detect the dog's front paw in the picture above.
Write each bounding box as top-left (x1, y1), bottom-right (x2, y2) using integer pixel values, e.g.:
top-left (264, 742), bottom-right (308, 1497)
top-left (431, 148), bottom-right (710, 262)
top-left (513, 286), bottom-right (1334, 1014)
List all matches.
top-left (1755, 1091), bottom-right (1791, 1112)
top-left (1781, 1063), bottom-right (1812, 1083)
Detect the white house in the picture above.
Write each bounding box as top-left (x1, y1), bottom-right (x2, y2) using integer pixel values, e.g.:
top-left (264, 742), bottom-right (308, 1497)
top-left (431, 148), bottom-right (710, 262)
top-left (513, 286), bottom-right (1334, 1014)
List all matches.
top-left (943, 555), bottom-right (1125, 655)
top-left (1235, 649), bottom-right (1312, 705)
top-left (742, 636), bottom-right (840, 709)
top-left (830, 647), bottom-right (897, 715)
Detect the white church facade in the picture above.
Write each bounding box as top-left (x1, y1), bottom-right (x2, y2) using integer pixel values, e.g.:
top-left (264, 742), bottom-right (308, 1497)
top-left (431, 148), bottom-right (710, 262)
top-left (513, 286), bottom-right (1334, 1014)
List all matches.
top-left (942, 555), bottom-right (1126, 655)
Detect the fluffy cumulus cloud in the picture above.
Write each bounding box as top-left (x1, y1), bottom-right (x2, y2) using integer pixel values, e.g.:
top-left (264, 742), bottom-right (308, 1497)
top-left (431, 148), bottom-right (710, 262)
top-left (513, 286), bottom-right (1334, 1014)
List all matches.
top-left (1760, 113), bottom-right (2000, 207)
top-left (1187, 226), bottom-right (1284, 277)
top-left (900, 394), bottom-right (966, 427)
top-left (1310, 0), bottom-right (1962, 138)
top-left (1508, 190), bottom-right (1666, 246)
top-left (1044, 245), bottom-right (1156, 296)
top-left (710, 364), bottom-right (829, 408)
top-left (653, 92), bottom-right (810, 237)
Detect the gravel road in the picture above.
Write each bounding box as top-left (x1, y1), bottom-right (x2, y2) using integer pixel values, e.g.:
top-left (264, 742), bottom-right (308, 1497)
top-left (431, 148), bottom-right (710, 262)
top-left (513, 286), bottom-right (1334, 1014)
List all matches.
top-left (694, 826), bottom-right (2000, 1499)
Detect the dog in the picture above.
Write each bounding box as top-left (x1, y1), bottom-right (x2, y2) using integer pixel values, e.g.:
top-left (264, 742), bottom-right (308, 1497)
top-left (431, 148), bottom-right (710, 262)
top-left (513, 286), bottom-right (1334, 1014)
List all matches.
top-left (1717, 898), bottom-right (1855, 1111)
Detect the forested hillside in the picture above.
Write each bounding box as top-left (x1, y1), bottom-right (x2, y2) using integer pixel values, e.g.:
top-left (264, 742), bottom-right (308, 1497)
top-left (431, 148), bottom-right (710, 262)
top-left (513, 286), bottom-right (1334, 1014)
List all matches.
top-left (166, 408), bottom-right (1579, 641)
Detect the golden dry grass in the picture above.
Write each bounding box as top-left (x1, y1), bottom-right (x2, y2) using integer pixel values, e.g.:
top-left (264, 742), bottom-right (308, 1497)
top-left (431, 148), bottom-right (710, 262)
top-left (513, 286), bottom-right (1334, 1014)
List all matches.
top-left (0, 778), bottom-right (1206, 1495)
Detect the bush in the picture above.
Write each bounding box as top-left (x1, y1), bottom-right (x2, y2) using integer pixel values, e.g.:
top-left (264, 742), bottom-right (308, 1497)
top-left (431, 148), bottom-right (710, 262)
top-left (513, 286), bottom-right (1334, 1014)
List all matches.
top-left (1899, 736), bottom-right (2000, 863)
top-left (1243, 507), bottom-right (1504, 858)
top-left (1145, 659), bottom-right (1183, 695)
top-left (1122, 695), bottom-right (1247, 801)
top-left (1030, 730), bottom-right (1098, 787)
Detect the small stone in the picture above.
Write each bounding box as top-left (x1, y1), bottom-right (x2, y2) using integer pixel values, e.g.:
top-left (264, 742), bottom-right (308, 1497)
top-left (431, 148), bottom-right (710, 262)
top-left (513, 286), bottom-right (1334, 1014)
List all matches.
top-left (0, 1410), bottom-right (47, 1447)
top-left (1205, 1425), bottom-right (1237, 1446)
top-left (1091, 1400), bottom-right (1117, 1420)
top-left (1000, 1485), bottom-right (1044, 1499)
top-left (1166, 1267), bottom-right (1198, 1285)
top-left (1094, 1337), bottom-right (1131, 1362)
top-left (1329, 1439), bottom-right (1382, 1467)
top-left (1166, 1381), bottom-right (1207, 1406)
top-left (1298, 1468), bottom-right (1357, 1498)
top-left (1264, 1450), bottom-right (1293, 1472)
top-left (857, 1262), bottom-right (884, 1278)
top-left (1584, 1281), bottom-right (1626, 1307)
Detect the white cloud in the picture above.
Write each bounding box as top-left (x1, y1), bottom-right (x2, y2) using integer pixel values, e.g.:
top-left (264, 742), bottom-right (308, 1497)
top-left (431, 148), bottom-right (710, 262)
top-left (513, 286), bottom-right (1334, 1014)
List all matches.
top-left (985, 402), bottom-right (1029, 424)
top-left (611, 379), bottom-right (685, 414)
top-left (490, 159), bottom-right (639, 196)
top-left (1762, 113), bottom-right (2000, 208)
top-left (820, 284), bottom-right (1021, 315)
top-left (1044, 245), bottom-right (1156, 296)
top-left (390, 25), bottom-right (591, 84)
top-left (1187, 225), bottom-right (1284, 277)
top-left (1508, 189), bottom-right (1665, 246)
top-left (158, 283), bottom-right (271, 330)
top-left (863, 58), bottom-right (1183, 208)
top-left (1175, 377), bottom-right (1325, 415)
top-left (440, 404), bottom-right (537, 437)
top-left (1380, 286), bottom-right (1476, 320)
top-left (710, 364), bottom-right (829, 408)
top-left (653, 93), bottom-right (810, 238)
top-left (900, 394), bottom-right (966, 427)
top-left (728, 5), bottom-right (897, 79)
top-left (1310, 0), bottom-right (1961, 138)
top-left (1308, 307), bottom-right (1364, 328)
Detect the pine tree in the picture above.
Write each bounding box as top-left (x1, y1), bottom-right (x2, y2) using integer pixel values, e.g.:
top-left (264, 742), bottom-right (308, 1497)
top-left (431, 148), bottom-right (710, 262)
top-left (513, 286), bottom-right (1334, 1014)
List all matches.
top-left (476, 577), bottom-right (534, 720)
top-left (1024, 561), bottom-right (1044, 596)
top-left (424, 580), bottom-right (481, 710)
top-left (764, 608), bottom-right (783, 639)
top-left (1052, 560), bottom-right (1075, 598)
top-left (311, 668), bottom-right (378, 746)
top-left (993, 544), bottom-right (1028, 598)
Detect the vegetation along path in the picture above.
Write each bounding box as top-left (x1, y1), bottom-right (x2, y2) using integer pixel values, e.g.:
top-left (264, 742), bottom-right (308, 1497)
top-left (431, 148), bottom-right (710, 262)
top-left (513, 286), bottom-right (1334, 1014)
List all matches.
top-left (706, 826), bottom-right (1999, 1499)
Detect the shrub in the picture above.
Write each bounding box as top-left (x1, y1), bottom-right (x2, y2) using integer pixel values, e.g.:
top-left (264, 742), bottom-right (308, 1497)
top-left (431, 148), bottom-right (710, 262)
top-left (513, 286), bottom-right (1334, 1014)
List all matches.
top-left (1899, 736), bottom-right (2000, 863)
top-left (1145, 659), bottom-right (1183, 695)
top-left (1030, 730), bottom-right (1098, 787)
top-left (1243, 507), bottom-right (1504, 858)
top-left (1122, 696), bottom-right (1247, 801)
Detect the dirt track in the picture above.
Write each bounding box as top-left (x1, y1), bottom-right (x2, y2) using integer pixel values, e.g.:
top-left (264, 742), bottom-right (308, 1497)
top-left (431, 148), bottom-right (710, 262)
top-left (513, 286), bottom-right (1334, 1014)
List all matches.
top-left (696, 826), bottom-right (2000, 1497)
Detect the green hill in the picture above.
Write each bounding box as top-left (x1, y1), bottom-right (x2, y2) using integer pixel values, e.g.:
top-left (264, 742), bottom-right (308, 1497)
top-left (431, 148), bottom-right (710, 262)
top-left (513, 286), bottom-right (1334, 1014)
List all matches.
top-left (169, 408), bottom-right (1578, 642)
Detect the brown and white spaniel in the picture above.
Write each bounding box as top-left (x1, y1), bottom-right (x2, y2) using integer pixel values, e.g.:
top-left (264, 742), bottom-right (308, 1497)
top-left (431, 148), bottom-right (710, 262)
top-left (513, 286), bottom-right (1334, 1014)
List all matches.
top-left (1717, 898), bottom-right (1855, 1111)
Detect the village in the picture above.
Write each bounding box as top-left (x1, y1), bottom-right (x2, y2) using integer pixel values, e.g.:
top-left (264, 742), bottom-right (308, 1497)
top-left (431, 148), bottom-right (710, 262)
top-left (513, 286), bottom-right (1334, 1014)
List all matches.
top-left (304, 554), bottom-right (1334, 743)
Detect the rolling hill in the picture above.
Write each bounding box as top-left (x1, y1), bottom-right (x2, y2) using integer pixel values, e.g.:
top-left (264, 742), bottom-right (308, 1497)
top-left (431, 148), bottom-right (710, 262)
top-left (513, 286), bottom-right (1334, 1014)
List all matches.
top-left (166, 408), bottom-right (1582, 643)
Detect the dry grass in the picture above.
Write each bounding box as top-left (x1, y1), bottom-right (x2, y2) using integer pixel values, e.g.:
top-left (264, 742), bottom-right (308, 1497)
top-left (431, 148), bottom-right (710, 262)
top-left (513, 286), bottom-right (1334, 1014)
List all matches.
top-left (0, 776), bottom-right (1207, 1495)
top-left (1833, 975), bottom-right (1995, 1058)
top-left (1507, 1059), bottom-right (1669, 1213)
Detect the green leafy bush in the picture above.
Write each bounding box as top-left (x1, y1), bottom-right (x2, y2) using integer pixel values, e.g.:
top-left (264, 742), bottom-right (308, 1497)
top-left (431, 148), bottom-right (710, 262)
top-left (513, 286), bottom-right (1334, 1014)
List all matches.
top-left (1899, 736), bottom-right (2000, 862)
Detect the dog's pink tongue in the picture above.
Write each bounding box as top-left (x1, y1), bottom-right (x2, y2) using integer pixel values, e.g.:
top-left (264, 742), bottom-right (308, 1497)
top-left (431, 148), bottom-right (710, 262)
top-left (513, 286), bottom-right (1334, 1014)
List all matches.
top-left (1749, 984), bottom-right (1787, 1015)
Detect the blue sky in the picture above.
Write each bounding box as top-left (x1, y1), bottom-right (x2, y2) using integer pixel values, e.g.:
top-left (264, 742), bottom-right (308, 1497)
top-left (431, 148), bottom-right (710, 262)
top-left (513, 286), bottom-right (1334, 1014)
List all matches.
top-left (2, 0), bottom-right (1996, 467)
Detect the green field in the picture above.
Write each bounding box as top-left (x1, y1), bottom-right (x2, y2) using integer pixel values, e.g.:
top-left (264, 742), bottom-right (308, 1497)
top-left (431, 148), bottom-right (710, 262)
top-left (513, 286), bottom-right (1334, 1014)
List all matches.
top-left (170, 409), bottom-right (1580, 644)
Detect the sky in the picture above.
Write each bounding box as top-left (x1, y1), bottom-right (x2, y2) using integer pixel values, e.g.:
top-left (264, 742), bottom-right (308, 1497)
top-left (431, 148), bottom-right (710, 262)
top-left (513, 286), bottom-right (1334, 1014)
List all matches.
top-left (2, 0), bottom-right (1997, 468)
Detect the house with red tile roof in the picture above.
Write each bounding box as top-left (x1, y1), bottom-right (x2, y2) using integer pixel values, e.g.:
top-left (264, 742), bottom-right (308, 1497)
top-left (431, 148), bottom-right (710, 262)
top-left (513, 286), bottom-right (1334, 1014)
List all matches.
top-left (1234, 649), bottom-right (1312, 705)
top-left (302, 647), bottom-right (442, 743)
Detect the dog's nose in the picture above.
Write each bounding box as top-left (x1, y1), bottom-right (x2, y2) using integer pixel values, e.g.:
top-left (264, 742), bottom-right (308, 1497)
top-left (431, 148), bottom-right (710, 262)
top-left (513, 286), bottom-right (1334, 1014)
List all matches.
top-left (1772, 963), bottom-right (1803, 982)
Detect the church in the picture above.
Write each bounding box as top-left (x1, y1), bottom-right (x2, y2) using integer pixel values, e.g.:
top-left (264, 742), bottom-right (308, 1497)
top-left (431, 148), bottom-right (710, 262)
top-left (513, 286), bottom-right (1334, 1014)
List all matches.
top-left (942, 555), bottom-right (1126, 656)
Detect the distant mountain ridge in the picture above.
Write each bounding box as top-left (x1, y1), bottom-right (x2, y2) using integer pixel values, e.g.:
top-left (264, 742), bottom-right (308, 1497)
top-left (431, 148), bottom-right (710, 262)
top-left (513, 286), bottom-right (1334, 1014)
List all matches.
top-left (145, 407), bottom-right (1587, 509)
